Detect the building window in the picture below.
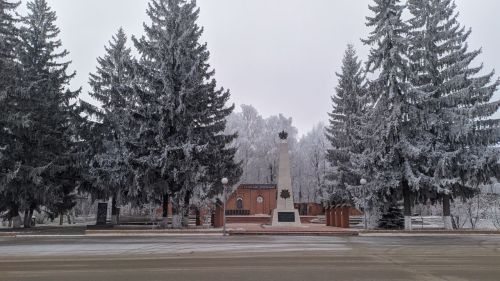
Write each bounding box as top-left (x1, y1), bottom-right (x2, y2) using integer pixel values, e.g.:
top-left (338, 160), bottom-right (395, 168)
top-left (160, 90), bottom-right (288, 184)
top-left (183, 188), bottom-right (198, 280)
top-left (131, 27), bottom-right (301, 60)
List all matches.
top-left (236, 198), bottom-right (243, 210)
top-left (257, 196), bottom-right (264, 204)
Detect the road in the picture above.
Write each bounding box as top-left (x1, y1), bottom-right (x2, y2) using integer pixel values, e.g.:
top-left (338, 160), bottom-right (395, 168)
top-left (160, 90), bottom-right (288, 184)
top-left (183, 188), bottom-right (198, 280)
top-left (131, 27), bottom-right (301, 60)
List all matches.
top-left (1, 235), bottom-right (500, 281)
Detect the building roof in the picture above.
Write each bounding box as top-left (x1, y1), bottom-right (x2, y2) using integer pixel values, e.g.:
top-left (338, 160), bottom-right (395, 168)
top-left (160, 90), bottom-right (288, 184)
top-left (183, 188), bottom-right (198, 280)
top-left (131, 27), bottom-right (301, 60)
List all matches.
top-left (238, 184), bottom-right (277, 190)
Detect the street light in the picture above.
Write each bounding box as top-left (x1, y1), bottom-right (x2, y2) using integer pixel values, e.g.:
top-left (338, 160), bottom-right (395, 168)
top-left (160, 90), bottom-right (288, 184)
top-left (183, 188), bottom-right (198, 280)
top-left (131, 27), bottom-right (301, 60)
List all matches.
top-left (360, 178), bottom-right (367, 230)
top-left (221, 177), bottom-right (229, 236)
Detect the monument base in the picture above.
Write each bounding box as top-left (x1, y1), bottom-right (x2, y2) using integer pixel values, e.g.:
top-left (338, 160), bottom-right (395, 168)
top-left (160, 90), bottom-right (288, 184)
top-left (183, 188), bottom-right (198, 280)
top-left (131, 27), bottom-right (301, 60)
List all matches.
top-left (271, 209), bottom-right (302, 227)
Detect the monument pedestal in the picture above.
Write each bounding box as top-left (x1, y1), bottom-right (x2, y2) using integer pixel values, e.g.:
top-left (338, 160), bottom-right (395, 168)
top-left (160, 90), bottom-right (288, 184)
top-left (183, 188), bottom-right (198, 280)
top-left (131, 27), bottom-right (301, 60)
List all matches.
top-left (271, 209), bottom-right (301, 226)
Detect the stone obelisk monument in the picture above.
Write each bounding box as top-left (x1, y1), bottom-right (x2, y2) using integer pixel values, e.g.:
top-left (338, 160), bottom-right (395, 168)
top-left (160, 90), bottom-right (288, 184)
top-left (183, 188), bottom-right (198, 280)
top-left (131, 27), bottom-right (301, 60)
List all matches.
top-left (271, 131), bottom-right (301, 226)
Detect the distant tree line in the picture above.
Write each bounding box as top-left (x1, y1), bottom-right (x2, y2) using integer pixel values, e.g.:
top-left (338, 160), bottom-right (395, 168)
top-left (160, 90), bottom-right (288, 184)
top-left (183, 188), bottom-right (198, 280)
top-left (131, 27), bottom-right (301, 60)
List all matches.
top-left (226, 105), bottom-right (330, 204)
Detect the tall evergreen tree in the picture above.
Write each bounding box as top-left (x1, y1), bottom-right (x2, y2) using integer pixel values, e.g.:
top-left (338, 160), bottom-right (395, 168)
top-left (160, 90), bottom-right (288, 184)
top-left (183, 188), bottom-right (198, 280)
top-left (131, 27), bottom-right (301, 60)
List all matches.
top-left (0, 0), bottom-right (18, 90)
top-left (3, 0), bottom-right (81, 227)
top-left (129, 0), bottom-right (240, 227)
top-left (324, 44), bottom-right (367, 206)
top-left (0, 0), bottom-right (21, 227)
top-left (86, 28), bottom-right (136, 224)
top-left (361, 0), bottom-right (414, 229)
top-left (407, 0), bottom-right (500, 229)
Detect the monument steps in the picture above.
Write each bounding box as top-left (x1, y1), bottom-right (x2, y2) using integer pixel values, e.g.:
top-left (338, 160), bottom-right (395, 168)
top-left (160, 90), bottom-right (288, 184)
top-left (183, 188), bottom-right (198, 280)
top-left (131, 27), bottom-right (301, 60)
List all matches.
top-left (227, 223), bottom-right (359, 236)
top-left (228, 230), bottom-right (358, 236)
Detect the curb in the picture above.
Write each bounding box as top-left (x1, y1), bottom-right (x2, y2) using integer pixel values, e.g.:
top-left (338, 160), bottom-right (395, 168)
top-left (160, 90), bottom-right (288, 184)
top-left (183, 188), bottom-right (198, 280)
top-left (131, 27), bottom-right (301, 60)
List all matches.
top-left (15, 234), bottom-right (85, 238)
top-left (228, 231), bottom-right (359, 237)
top-left (85, 233), bottom-right (223, 237)
top-left (0, 232), bottom-right (16, 237)
top-left (85, 229), bottom-right (223, 237)
top-left (359, 230), bottom-right (500, 236)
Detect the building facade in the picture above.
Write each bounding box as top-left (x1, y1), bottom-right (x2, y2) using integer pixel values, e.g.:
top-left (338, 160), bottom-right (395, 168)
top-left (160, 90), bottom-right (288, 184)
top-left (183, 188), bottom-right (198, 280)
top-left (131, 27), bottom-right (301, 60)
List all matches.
top-left (226, 184), bottom-right (324, 216)
top-left (226, 184), bottom-right (277, 216)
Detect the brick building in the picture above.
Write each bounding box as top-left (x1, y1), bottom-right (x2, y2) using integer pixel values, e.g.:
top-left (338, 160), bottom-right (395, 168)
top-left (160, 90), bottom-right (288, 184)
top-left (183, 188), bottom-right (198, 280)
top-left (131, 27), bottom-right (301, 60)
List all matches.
top-left (226, 184), bottom-right (324, 217)
top-left (226, 184), bottom-right (277, 216)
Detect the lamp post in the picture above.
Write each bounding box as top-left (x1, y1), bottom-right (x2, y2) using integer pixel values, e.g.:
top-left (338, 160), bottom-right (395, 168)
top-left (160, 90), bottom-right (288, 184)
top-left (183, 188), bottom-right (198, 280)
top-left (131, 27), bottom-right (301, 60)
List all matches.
top-left (221, 177), bottom-right (229, 236)
top-left (360, 178), bottom-right (367, 230)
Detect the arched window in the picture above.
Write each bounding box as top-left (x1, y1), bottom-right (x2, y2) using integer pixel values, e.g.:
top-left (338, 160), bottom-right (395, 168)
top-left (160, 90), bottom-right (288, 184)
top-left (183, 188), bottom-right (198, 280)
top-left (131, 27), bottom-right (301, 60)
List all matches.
top-left (236, 198), bottom-right (243, 210)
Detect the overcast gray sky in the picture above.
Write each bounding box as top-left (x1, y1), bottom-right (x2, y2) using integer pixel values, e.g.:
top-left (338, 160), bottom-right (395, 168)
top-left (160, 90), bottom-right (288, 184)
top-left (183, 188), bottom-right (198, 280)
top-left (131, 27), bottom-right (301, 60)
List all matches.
top-left (20, 0), bottom-right (500, 135)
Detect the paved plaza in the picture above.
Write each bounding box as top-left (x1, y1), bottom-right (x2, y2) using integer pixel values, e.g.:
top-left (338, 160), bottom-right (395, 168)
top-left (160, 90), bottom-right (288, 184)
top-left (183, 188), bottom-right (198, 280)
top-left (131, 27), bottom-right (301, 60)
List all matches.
top-left (227, 223), bottom-right (358, 236)
top-left (1, 235), bottom-right (500, 281)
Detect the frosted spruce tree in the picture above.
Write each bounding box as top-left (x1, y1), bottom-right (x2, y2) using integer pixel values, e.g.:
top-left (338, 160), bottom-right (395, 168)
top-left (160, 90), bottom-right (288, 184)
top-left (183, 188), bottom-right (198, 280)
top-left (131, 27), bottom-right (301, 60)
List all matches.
top-left (408, 0), bottom-right (500, 229)
top-left (361, 0), bottom-right (415, 229)
top-left (0, 0), bottom-right (18, 95)
top-left (324, 45), bottom-right (367, 206)
top-left (129, 0), bottom-right (240, 227)
top-left (86, 28), bottom-right (136, 224)
top-left (9, 0), bottom-right (81, 227)
top-left (0, 0), bottom-right (21, 227)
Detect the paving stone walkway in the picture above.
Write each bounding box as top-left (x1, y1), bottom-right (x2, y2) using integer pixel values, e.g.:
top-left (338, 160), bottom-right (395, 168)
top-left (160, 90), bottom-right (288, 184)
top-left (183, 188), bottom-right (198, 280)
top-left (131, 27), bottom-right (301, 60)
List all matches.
top-left (227, 223), bottom-right (359, 236)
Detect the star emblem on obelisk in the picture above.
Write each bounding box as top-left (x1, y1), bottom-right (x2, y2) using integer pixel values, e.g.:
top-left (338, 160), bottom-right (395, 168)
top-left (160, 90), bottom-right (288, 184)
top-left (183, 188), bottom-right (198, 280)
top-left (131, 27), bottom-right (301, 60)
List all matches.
top-left (278, 130), bottom-right (288, 140)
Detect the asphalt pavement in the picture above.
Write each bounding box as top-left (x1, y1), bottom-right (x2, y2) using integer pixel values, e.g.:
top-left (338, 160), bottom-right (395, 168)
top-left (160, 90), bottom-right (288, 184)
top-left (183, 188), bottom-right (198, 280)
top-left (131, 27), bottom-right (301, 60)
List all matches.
top-left (1, 235), bottom-right (499, 281)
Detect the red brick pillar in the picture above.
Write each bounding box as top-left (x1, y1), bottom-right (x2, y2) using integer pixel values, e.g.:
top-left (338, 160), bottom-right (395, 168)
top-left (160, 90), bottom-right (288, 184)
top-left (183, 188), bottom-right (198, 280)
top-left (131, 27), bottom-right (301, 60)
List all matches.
top-left (218, 204), bottom-right (224, 227)
top-left (168, 200), bottom-right (173, 217)
top-left (335, 205), bottom-right (342, 227)
top-left (326, 207), bottom-right (331, 226)
top-left (200, 208), bottom-right (208, 226)
top-left (195, 209), bottom-right (202, 226)
top-left (213, 204), bottom-right (224, 228)
top-left (330, 207), bottom-right (335, 227)
top-left (341, 204), bottom-right (350, 228)
top-left (330, 207), bottom-right (334, 227)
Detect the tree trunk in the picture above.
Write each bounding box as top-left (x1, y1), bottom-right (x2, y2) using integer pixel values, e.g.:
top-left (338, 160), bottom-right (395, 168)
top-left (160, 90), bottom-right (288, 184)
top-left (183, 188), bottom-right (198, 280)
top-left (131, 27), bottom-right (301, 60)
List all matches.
top-left (443, 193), bottom-right (453, 230)
top-left (28, 205), bottom-right (35, 227)
top-left (27, 208), bottom-right (35, 227)
top-left (451, 215), bottom-right (458, 230)
top-left (182, 191), bottom-right (191, 228)
top-left (23, 204), bottom-right (35, 228)
top-left (195, 208), bottom-right (201, 226)
top-left (161, 193), bottom-right (169, 228)
top-left (23, 210), bottom-right (31, 228)
top-left (111, 196), bottom-right (119, 225)
top-left (402, 179), bottom-right (412, 231)
top-left (59, 212), bottom-right (64, 225)
top-left (10, 205), bottom-right (21, 228)
top-left (12, 216), bottom-right (21, 228)
top-left (171, 200), bottom-right (182, 229)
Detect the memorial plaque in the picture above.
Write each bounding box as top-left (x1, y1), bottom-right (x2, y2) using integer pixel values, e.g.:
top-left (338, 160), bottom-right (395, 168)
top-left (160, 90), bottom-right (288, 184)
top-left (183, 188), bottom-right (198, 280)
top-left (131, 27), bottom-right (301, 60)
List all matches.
top-left (96, 203), bottom-right (108, 225)
top-left (278, 212), bottom-right (295, 222)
